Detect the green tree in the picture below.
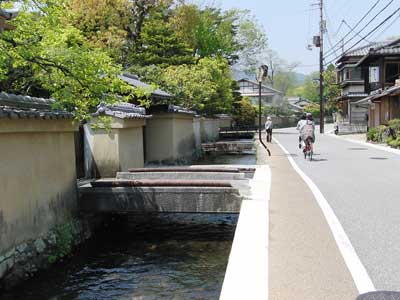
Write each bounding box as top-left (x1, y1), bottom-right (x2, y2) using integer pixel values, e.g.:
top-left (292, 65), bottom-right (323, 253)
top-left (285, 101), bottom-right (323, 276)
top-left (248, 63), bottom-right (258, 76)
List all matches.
top-left (173, 4), bottom-right (243, 64)
top-left (289, 72), bottom-right (319, 102)
top-left (161, 57), bottom-right (234, 114)
top-left (323, 64), bottom-right (340, 114)
top-left (304, 103), bottom-right (320, 118)
top-left (273, 71), bottom-right (297, 95)
top-left (67, 0), bottom-right (132, 62)
top-left (0, 0), bottom-right (138, 120)
top-left (128, 3), bottom-right (194, 67)
top-left (233, 97), bottom-right (256, 126)
top-left (234, 12), bottom-right (268, 76)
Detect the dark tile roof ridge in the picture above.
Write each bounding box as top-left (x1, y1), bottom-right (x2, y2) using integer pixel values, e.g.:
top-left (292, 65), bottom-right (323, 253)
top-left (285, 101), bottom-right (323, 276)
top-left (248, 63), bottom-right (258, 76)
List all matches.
top-left (0, 92), bottom-right (74, 119)
top-left (0, 105), bottom-right (73, 119)
top-left (0, 91), bottom-right (55, 107)
top-left (119, 73), bottom-right (172, 98)
top-left (237, 79), bottom-right (284, 94)
top-left (93, 102), bottom-right (149, 119)
top-left (167, 104), bottom-right (196, 115)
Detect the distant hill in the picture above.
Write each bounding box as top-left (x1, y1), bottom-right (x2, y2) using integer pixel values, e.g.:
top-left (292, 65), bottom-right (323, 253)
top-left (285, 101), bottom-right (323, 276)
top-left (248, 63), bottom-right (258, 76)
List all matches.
top-left (293, 72), bottom-right (306, 85)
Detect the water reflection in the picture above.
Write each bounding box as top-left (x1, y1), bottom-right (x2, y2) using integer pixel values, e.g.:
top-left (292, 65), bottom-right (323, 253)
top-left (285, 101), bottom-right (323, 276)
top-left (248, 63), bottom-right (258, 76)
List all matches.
top-left (2, 221), bottom-right (235, 300)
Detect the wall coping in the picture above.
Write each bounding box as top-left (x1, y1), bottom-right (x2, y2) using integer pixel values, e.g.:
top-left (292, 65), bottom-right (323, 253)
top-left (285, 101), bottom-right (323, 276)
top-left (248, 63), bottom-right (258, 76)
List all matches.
top-left (93, 102), bottom-right (150, 120)
top-left (148, 112), bottom-right (194, 121)
top-left (88, 117), bottom-right (146, 130)
top-left (0, 119), bottom-right (77, 133)
top-left (0, 92), bottom-right (74, 120)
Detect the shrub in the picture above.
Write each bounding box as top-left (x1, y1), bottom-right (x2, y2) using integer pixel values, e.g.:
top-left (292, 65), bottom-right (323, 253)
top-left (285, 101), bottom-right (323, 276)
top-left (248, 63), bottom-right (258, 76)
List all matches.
top-left (233, 97), bottom-right (257, 127)
top-left (367, 127), bottom-right (380, 142)
top-left (388, 137), bottom-right (400, 148)
top-left (388, 118), bottom-right (400, 133)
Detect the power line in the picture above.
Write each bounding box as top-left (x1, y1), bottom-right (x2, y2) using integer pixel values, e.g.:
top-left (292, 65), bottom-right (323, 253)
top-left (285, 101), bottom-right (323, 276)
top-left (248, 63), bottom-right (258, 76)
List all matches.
top-left (324, 5), bottom-right (400, 66)
top-left (323, 3), bottom-right (339, 57)
top-left (324, 0), bottom-right (386, 57)
top-left (332, 20), bottom-right (345, 38)
top-left (370, 10), bottom-right (400, 40)
top-left (342, 20), bottom-right (371, 43)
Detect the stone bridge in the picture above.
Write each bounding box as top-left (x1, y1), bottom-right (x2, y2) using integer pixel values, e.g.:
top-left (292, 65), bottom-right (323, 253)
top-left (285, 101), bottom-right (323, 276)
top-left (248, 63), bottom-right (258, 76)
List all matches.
top-left (79, 166), bottom-right (255, 213)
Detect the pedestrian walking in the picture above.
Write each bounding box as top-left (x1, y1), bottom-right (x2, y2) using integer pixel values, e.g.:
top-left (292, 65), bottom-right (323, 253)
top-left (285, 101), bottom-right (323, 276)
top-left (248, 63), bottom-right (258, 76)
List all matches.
top-left (265, 116), bottom-right (273, 143)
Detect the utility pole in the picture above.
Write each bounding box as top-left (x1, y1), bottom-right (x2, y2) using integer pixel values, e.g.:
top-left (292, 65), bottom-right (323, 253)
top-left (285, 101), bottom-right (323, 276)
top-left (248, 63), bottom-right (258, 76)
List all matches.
top-left (319, 0), bottom-right (325, 133)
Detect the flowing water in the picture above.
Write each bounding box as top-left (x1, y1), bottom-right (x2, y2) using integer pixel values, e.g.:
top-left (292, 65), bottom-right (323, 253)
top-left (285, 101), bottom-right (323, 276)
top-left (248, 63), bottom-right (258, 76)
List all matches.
top-left (2, 153), bottom-right (253, 300)
top-left (2, 221), bottom-right (236, 300)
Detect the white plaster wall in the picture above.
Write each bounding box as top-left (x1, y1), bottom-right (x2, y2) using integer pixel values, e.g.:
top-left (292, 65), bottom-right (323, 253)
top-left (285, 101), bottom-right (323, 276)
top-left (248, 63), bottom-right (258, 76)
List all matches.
top-left (84, 119), bottom-right (145, 178)
top-left (200, 118), bottom-right (220, 142)
top-left (193, 117), bottom-right (201, 151)
top-left (0, 119), bottom-right (77, 255)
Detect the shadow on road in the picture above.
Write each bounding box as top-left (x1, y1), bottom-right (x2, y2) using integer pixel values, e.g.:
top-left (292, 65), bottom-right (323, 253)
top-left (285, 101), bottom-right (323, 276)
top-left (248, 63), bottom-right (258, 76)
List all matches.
top-left (348, 147), bottom-right (368, 151)
top-left (310, 158), bottom-right (328, 162)
top-left (369, 157), bottom-right (388, 160)
top-left (274, 132), bottom-right (298, 135)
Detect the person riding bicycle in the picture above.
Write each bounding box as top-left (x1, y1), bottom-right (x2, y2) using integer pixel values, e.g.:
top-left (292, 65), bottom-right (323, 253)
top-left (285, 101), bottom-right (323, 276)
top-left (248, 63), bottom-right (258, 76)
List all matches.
top-left (299, 113), bottom-right (315, 152)
top-left (265, 116), bottom-right (273, 143)
top-left (296, 114), bottom-right (307, 149)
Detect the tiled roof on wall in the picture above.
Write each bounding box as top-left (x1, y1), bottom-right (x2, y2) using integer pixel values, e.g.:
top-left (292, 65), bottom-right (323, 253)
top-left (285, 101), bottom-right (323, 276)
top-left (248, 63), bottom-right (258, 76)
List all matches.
top-left (0, 92), bottom-right (73, 119)
top-left (93, 102), bottom-right (150, 119)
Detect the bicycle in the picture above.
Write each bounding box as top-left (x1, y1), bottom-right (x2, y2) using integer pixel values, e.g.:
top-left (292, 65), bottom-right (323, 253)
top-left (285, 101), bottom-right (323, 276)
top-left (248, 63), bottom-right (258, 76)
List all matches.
top-left (303, 137), bottom-right (313, 161)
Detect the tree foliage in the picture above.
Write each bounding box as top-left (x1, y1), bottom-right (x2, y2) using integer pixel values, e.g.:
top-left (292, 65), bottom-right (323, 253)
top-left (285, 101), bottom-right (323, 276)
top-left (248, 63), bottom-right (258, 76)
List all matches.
top-left (0, 0), bottom-right (138, 120)
top-left (67, 0), bottom-right (132, 61)
top-left (172, 4), bottom-right (242, 64)
top-left (0, 0), bottom-right (275, 119)
top-left (128, 3), bottom-right (194, 67)
top-left (161, 57), bottom-right (234, 115)
top-left (233, 97), bottom-right (256, 126)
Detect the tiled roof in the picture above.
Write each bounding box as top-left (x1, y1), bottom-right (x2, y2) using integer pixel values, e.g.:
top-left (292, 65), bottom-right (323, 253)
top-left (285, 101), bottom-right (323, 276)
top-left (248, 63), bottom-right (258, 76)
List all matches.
top-left (120, 73), bottom-right (172, 99)
top-left (345, 42), bottom-right (385, 57)
top-left (339, 39), bottom-right (400, 62)
top-left (149, 104), bottom-right (196, 115)
top-left (214, 114), bottom-right (232, 119)
top-left (238, 79), bottom-right (284, 95)
top-left (94, 102), bottom-right (150, 119)
top-left (371, 85), bottom-right (400, 101)
top-left (0, 92), bottom-right (73, 119)
top-left (167, 105), bottom-right (196, 115)
top-left (355, 85), bottom-right (400, 104)
top-left (0, 8), bottom-right (18, 20)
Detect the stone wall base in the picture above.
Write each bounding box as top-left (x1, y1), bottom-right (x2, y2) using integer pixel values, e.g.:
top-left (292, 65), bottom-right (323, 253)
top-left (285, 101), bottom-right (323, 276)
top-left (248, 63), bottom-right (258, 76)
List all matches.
top-left (0, 215), bottom-right (102, 291)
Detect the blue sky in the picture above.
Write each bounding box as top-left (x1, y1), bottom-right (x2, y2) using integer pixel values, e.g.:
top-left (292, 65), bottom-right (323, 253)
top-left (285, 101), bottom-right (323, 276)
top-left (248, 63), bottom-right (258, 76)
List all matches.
top-left (192, 0), bottom-right (400, 74)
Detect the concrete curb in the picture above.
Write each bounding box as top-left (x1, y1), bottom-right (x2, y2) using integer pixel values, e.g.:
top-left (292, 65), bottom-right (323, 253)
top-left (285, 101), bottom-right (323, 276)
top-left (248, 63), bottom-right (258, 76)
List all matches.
top-left (219, 165), bottom-right (270, 300)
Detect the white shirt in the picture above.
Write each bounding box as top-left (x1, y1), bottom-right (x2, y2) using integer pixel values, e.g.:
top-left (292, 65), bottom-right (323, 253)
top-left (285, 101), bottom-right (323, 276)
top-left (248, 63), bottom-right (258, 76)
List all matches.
top-left (265, 120), bottom-right (273, 130)
top-left (296, 120), bottom-right (307, 131)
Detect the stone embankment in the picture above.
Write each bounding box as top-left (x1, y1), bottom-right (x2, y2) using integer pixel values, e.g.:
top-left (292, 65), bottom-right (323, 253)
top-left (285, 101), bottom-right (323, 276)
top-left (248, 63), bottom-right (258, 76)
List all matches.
top-left (0, 217), bottom-right (100, 290)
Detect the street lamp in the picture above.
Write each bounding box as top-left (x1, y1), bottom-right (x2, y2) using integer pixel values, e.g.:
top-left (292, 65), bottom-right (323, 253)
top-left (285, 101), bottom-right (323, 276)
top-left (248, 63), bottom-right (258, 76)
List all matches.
top-left (257, 65), bottom-right (271, 156)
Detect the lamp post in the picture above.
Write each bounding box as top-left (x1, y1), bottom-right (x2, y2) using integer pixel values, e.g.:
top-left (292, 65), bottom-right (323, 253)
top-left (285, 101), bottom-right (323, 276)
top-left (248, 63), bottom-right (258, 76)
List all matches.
top-left (257, 65), bottom-right (271, 156)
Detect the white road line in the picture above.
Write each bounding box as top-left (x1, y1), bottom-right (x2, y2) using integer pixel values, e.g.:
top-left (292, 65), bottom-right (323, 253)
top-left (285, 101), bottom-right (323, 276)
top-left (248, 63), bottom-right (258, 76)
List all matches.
top-left (273, 137), bottom-right (376, 295)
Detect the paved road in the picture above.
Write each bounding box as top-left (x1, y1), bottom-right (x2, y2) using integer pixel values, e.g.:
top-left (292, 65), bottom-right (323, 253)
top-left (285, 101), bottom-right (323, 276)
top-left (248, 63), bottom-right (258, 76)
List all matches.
top-left (264, 139), bottom-right (358, 300)
top-left (273, 127), bottom-right (400, 291)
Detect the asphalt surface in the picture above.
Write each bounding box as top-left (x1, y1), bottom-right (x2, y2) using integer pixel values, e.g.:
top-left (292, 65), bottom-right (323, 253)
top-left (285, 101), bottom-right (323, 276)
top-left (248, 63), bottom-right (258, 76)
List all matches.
top-left (262, 139), bottom-right (358, 300)
top-left (273, 126), bottom-right (400, 291)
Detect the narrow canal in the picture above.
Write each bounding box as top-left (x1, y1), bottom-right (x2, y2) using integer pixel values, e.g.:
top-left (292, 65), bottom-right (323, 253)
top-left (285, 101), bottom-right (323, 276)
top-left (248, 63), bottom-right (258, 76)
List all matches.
top-left (2, 153), bottom-right (254, 300)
